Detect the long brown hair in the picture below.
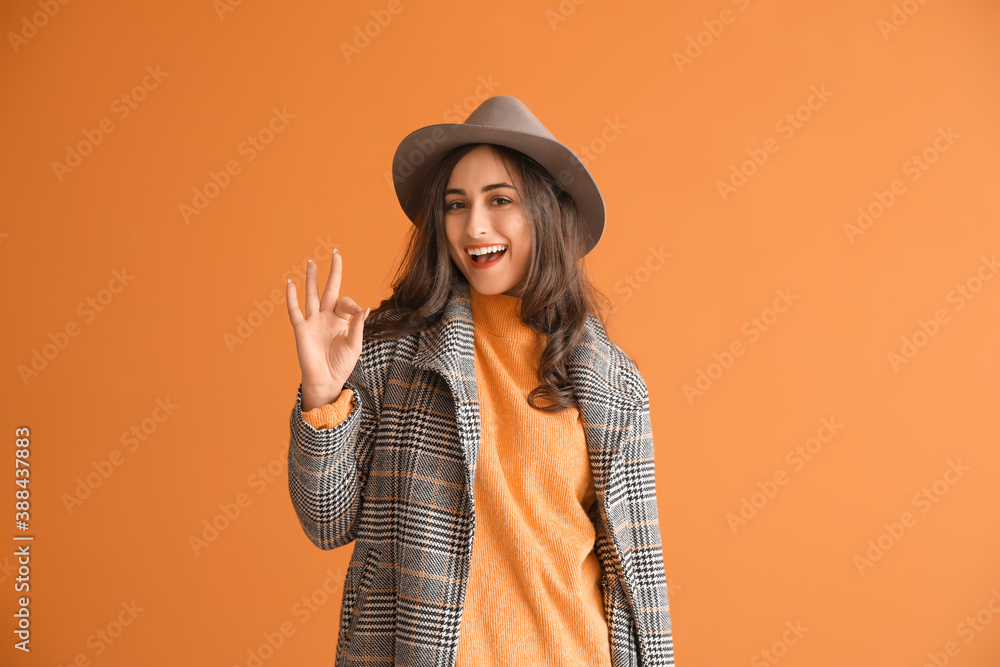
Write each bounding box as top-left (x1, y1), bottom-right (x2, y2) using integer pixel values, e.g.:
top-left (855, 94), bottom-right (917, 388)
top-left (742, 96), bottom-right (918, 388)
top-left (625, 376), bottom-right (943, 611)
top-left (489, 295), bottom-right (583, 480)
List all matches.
top-left (365, 142), bottom-right (614, 412)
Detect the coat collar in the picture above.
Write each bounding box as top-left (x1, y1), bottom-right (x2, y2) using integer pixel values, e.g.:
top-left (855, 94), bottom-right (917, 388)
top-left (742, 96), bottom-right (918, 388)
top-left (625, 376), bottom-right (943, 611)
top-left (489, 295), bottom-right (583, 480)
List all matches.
top-left (411, 281), bottom-right (631, 491)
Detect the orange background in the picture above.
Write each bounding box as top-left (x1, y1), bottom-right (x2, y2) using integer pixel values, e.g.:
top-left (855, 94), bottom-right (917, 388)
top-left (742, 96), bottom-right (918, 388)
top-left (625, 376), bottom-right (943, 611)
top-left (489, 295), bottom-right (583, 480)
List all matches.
top-left (3, 0), bottom-right (999, 665)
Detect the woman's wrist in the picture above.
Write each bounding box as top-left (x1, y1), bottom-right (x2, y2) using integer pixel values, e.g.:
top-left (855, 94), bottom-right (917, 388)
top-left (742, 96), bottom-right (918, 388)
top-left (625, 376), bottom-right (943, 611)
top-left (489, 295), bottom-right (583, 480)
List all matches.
top-left (301, 380), bottom-right (347, 413)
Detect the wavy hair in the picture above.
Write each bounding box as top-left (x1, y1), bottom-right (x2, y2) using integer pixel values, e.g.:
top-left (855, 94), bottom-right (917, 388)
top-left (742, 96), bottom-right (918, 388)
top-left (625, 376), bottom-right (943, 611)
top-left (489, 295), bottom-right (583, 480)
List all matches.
top-left (365, 143), bottom-right (614, 412)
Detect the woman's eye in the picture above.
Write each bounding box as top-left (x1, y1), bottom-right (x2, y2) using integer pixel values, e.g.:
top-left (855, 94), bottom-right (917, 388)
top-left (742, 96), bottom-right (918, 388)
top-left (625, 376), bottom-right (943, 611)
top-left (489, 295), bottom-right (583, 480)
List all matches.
top-left (493, 196), bottom-right (512, 205)
top-left (445, 200), bottom-right (465, 210)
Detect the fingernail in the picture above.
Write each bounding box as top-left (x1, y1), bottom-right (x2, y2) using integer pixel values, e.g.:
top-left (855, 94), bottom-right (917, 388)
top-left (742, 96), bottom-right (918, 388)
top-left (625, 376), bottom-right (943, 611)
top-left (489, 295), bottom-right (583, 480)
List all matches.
top-left (333, 248), bottom-right (339, 255)
top-left (365, 307), bottom-right (371, 317)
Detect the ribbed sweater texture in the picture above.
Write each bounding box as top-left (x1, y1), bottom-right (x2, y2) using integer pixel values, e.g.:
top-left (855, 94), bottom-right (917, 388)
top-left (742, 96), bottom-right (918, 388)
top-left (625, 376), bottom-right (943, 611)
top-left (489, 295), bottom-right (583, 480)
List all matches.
top-left (300, 285), bottom-right (612, 665)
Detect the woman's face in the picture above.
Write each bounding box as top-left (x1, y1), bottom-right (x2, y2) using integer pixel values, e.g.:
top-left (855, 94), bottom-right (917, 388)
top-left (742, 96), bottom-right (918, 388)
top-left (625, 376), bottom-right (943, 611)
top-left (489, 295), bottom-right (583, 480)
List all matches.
top-left (443, 145), bottom-right (532, 297)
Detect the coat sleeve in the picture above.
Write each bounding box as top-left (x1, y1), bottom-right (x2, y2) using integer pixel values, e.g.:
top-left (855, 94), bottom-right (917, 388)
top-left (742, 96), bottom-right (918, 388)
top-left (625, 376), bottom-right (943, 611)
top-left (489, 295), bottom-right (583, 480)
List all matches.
top-left (618, 357), bottom-right (675, 666)
top-left (300, 387), bottom-right (355, 430)
top-left (287, 330), bottom-right (395, 551)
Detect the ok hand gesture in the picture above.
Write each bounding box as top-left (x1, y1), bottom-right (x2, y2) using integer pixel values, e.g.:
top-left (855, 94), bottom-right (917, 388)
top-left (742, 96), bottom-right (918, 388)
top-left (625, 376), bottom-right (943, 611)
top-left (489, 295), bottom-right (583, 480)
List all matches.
top-left (286, 250), bottom-right (368, 411)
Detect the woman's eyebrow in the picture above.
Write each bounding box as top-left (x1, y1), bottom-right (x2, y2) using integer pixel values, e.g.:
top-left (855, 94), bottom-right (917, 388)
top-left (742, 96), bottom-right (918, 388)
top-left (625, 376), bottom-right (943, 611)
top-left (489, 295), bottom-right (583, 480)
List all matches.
top-left (444, 182), bottom-right (517, 196)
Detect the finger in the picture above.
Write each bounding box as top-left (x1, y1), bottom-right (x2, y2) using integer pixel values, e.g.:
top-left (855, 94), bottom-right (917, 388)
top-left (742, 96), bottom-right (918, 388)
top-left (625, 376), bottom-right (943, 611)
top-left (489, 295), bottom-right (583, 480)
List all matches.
top-left (348, 306), bottom-right (370, 352)
top-left (305, 259), bottom-right (320, 319)
top-left (286, 279), bottom-right (305, 327)
top-left (334, 295), bottom-right (362, 321)
top-left (319, 249), bottom-right (342, 313)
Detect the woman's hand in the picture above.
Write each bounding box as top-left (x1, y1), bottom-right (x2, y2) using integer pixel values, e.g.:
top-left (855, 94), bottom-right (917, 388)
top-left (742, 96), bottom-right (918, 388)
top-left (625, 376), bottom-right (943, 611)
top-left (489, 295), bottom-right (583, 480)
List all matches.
top-left (286, 250), bottom-right (368, 411)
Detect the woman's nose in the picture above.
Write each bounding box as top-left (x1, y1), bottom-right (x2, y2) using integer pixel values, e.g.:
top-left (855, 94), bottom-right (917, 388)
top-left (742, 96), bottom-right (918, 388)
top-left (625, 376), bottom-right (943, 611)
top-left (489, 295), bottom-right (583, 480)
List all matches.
top-left (465, 201), bottom-right (491, 236)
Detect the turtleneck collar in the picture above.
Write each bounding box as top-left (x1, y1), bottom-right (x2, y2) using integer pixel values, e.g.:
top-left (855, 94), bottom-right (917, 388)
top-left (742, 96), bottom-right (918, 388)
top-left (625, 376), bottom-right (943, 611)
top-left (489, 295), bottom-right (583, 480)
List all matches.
top-left (468, 284), bottom-right (539, 342)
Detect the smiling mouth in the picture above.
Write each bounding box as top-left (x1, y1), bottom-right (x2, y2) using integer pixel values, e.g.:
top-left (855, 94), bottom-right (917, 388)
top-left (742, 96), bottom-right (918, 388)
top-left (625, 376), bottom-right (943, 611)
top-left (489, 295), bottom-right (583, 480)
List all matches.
top-left (466, 245), bottom-right (508, 264)
top-left (470, 248), bottom-right (506, 263)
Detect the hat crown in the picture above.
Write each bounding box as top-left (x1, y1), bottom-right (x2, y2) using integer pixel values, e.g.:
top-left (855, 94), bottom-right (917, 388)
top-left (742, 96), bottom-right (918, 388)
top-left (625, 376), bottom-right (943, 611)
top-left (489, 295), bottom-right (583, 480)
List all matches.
top-left (463, 96), bottom-right (555, 141)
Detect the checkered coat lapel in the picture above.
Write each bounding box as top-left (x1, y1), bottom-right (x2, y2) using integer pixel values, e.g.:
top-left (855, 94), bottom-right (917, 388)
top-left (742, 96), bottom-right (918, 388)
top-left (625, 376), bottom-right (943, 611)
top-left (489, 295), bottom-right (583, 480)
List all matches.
top-left (288, 281), bottom-right (674, 666)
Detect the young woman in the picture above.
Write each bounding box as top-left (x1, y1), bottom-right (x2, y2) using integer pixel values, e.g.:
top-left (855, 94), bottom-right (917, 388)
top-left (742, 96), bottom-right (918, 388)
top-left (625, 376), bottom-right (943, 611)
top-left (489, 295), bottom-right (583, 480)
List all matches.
top-left (285, 96), bottom-right (674, 667)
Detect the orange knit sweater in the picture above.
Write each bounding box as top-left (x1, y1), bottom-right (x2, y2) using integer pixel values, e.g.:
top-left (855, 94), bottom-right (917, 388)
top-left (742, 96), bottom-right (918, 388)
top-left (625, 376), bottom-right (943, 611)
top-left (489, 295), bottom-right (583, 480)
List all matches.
top-left (300, 286), bottom-right (611, 666)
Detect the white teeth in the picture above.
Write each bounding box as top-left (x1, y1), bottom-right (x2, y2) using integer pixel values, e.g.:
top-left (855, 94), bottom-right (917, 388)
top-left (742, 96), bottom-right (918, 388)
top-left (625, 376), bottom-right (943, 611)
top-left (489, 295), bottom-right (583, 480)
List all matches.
top-left (466, 245), bottom-right (507, 256)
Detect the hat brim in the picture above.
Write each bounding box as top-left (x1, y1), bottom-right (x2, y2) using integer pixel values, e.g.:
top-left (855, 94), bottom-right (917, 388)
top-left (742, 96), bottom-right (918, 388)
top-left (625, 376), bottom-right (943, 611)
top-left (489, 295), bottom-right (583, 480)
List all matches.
top-left (391, 123), bottom-right (605, 255)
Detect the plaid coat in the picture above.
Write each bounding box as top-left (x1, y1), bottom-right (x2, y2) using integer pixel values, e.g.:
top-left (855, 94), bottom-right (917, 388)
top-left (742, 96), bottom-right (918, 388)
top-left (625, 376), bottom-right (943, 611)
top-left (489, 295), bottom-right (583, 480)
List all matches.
top-left (288, 281), bottom-right (674, 666)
